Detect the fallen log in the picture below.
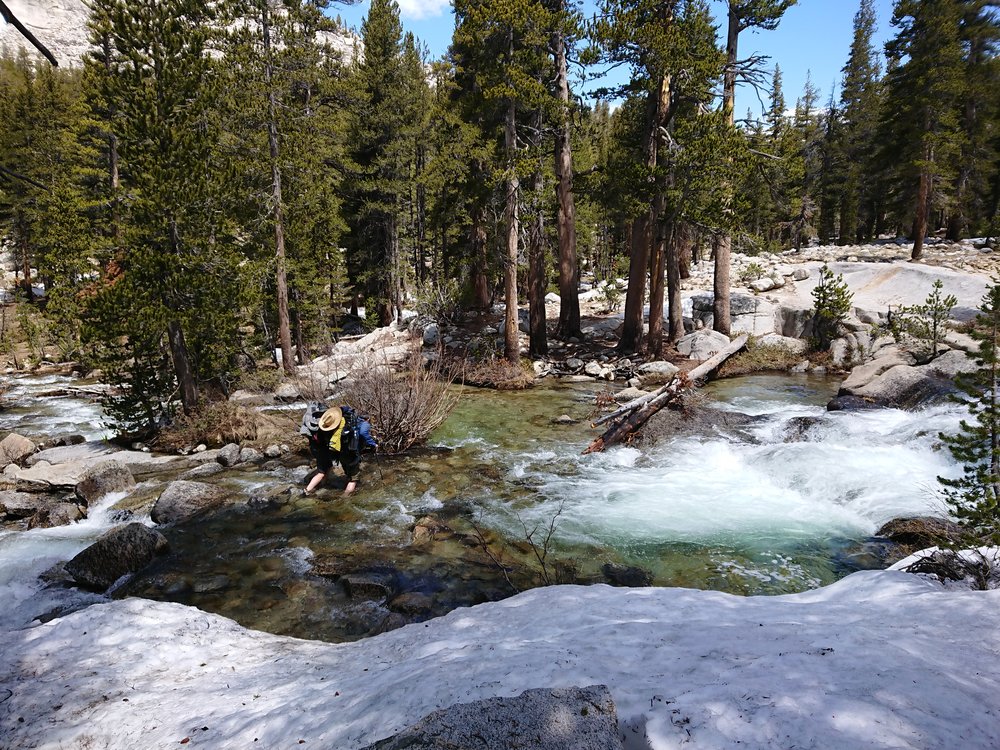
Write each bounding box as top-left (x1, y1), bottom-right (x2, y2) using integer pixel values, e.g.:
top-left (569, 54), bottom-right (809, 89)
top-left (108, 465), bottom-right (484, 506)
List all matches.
top-left (583, 334), bottom-right (748, 454)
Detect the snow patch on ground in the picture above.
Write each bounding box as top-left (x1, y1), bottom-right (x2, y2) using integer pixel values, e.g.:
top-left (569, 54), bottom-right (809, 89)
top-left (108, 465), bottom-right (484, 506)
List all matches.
top-left (2, 569), bottom-right (998, 749)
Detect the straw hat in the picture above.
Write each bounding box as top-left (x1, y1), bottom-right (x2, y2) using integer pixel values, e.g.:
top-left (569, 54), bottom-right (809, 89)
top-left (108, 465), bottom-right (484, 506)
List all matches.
top-left (319, 406), bottom-right (343, 432)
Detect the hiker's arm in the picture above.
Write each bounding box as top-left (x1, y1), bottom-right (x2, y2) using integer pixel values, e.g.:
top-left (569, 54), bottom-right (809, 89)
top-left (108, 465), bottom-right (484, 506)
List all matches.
top-left (359, 422), bottom-right (378, 451)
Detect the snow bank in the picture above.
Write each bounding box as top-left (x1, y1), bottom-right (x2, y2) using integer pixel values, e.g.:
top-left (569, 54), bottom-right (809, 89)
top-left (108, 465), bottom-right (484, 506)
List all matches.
top-left (2, 571), bottom-right (998, 749)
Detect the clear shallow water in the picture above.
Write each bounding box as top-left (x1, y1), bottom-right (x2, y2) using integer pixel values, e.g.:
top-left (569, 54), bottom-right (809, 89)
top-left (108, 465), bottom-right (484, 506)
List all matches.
top-left (0, 373), bottom-right (968, 639)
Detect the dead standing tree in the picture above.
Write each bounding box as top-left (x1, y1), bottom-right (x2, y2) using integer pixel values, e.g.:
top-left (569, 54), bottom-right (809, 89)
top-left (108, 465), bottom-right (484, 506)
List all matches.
top-left (584, 334), bottom-right (748, 453)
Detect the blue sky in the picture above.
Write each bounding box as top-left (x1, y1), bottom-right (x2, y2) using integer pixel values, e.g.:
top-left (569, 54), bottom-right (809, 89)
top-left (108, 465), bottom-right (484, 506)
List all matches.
top-left (328, 0), bottom-right (898, 116)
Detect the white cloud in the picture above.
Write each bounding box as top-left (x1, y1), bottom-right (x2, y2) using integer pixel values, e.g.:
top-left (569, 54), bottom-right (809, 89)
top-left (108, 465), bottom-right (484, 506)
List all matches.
top-left (395, 0), bottom-right (451, 21)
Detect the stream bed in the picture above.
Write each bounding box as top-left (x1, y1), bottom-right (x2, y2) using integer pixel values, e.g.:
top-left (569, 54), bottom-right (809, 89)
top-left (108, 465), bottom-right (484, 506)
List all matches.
top-left (0, 372), bottom-right (965, 642)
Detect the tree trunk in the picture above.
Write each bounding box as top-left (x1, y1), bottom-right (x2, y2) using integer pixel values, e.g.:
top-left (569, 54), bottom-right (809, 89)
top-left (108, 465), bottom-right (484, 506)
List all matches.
top-left (678, 221), bottom-right (692, 280)
top-left (619, 213), bottom-right (650, 353)
top-left (167, 320), bottom-right (198, 415)
top-left (261, 4), bottom-right (294, 374)
top-left (666, 224), bottom-right (684, 343)
top-left (17, 217), bottom-right (33, 302)
top-left (713, 234), bottom-right (732, 335)
top-left (503, 96), bottom-right (520, 364)
top-left (912, 166), bottom-right (930, 261)
top-left (646, 73), bottom-right (673, 357)
top-left (647, 212), bottom-right (665, 358)
top-left (553, 9), bottom-right (581, 340)
top-left (528, 169), bottom-right (547, 356)
top-left (714, 7), bottom-right (739, 337)
top-left (619, 84), bottom-right (662, 354)
top-left (585, 334), bottom-right (749, 453)
top-left (293, 291), bottom-right (308, 364)
top-left (471, 209), bottom-right (490, 309)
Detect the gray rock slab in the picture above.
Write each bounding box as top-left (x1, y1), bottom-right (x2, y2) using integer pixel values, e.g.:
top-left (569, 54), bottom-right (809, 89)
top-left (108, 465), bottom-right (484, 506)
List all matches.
top-left (841, 349), bottom-right (918, 394)
top-left (64, 523), bottom-right (169, 591)
top-left (75, 460), bottom-right (135, 505)
top-left (181, 462), bottom-right (226, 480)
top-left (26, 442), bottom-right (114, 468)
top-left (677, 330), bottom-right (730, 360)
top-left (849, 351), bottom-right (977, 408)
top-left (637, 360), bottom-right (679, 378)
top-left (757, 334), bottom-right (809, 354)
top-left (362, 685), bottom-right (622, 750)
top-left (0, 490), bottom-right (58, 520)
top-left (12, 460), bottom-right (89, 488)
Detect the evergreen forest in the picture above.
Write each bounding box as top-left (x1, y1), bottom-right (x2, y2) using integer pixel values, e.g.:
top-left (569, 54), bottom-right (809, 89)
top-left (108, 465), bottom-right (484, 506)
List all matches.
top-left (0, 0), bottom-right (998, 434)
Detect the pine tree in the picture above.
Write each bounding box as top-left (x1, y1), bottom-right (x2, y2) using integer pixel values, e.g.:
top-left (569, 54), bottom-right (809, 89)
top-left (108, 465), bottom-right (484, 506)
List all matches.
top-left (550, 0), bottom-right (583, 341)
top-left (82, 0), bottom-right (242, 432)
top-left (882, 0), bottom-right (965, 259)
top-left (946, 2), bottom-right (1000, 240)
top-left (345, 0), bottom-right (411, 328)
top-left (837, 0), bottom-right (882, 243)
top-left (452, 0), bottom-right (552, 362)
top-left (219, 0), bottom-right (349, 366)
top-left (939, 281), bottom-right (1000, 541)
top-left (809, 264), bottom-right (852, 351)
top-left (0, 56), bottom-right (95, 309)
top-left (713, 0), bottom-right (796, 336)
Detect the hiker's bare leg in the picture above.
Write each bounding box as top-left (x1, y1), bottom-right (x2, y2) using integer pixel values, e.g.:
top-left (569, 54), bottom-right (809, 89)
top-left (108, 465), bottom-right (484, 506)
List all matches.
top-left (344, 479), bottom-right (358, 496)
top-left (305, 471), bottom-right (326, 494)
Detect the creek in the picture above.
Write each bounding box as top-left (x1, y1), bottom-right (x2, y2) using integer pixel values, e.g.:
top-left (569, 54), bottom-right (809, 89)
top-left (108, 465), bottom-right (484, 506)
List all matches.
top-left (0, 372), bottom-right (965, 642)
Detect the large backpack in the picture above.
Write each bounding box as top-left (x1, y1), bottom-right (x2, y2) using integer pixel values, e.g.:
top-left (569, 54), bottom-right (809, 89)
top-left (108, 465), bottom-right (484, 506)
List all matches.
top-left (341, 406), bottom-right (361, 454)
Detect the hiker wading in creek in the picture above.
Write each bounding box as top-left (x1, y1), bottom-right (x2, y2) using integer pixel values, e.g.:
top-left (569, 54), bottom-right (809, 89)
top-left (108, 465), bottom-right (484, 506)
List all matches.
top-left (300, 404), bottom-right (377, 496)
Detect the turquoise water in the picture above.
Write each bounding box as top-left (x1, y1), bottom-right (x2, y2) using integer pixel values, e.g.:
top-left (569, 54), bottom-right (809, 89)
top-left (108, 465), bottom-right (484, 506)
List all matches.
top-left (0, 373), bottom-right (965, 640)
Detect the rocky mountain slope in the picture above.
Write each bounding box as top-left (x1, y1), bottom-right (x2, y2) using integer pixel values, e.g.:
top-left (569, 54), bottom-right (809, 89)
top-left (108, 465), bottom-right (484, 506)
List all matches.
top-left (0, 0), bottom-right (90, 66)
top-left (0, 0), bottom-right (357, 67)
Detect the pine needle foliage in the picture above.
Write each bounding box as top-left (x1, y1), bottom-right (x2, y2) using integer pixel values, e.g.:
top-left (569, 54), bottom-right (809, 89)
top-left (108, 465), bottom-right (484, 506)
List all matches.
top-left (809, 264), bottom-right (853, 351)
top-left (938, 281), bottom-right (1000, 542)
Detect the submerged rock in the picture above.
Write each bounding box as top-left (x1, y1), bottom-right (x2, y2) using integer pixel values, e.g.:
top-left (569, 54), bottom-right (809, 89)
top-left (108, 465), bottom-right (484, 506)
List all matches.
top-left (361, 685), bottom-right (621, 750)
top-left (64, 522), bottom-right (169, 592)
top-left (602, 563), bottom-right (653, 587)
top-left (826, 395), bottom-right (881, 412)
top-left (782, 416), bottom-right (825, 442)
top-left (27, 502), bottom-right (85, 529)
top-left (342, 571), bottom-right (397, 601)
top-left (389, 592), bottom-right (434, 616)
top-left (150, 480), bottom-right (227, 525)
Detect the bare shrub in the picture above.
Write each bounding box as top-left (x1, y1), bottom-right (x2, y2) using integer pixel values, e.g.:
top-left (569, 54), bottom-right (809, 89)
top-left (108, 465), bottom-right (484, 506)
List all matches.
top-left (156, 401), bottom-right (297, 451)
top-left (336, 351), bottom-right (461, 454)
top-left (906, 549), bottom-right (998, 590)
top-left (459, 356), bottom-right (535, 390)
top-left (235, 366), bottom-right (283, 394)
top-left (718, 337), bottom-right (804, 377)
top-left (469, 499), bottom-right (577, 593)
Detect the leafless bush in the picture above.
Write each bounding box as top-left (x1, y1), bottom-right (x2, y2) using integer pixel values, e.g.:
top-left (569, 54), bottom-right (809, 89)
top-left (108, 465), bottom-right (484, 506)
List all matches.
top-left (470, 500), bottom-right (576, 592)
top-left (156, 401), bottom-right (297, 450)
top-left (906, 549), bottom-right (998, 590)
top-left (459, 355), bottom-right (535, 390)
top-left (336, 351), bottom-right (461, 454)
